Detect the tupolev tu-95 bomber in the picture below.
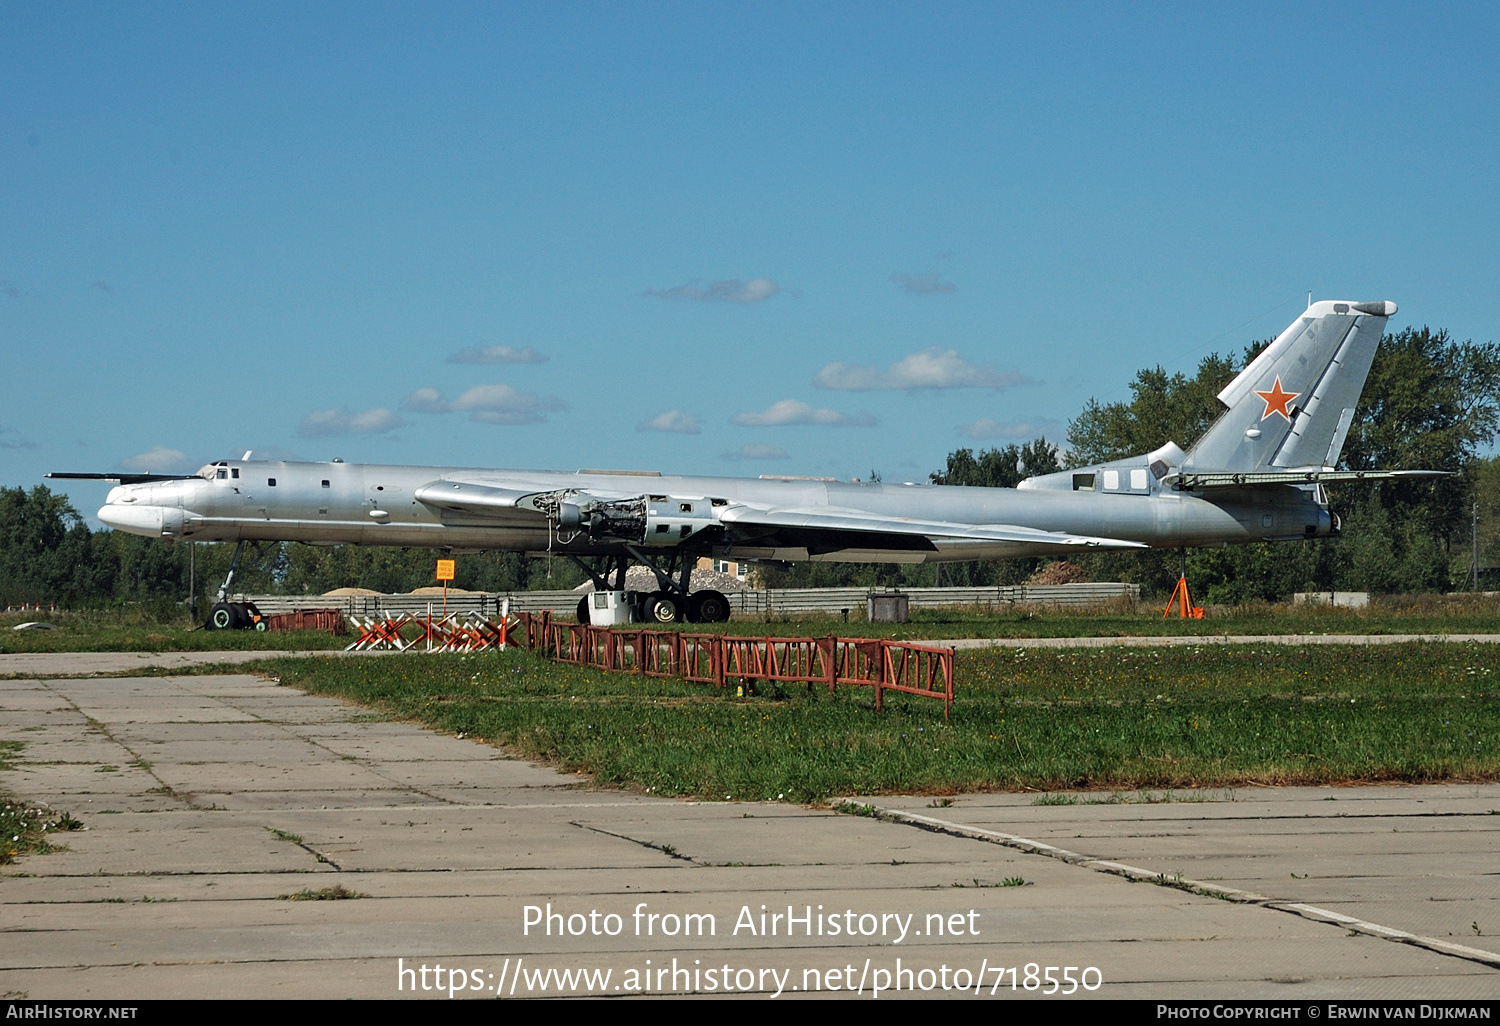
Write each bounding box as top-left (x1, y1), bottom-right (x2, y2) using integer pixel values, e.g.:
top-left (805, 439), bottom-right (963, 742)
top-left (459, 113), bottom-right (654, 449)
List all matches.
top-left (55, 300), bottom-right (1440, 627)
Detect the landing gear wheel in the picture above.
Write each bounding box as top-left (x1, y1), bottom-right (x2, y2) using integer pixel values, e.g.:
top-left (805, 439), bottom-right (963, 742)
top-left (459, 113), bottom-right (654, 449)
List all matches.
top-left (577, 596), bottom-right (591, 624)
top-left (253, 618), bottom-right (268, 631)
top-left (229, 603), bottom-right (251, 630)
top-left (207, 602), bottom-right (235, 631)
top-left (688, 590), bottom-right (730, 624)
top-left (647, 592), bottom-right (681, 624)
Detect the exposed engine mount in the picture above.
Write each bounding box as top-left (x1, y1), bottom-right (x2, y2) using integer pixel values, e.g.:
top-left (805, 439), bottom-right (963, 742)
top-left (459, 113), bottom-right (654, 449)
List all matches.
top-left (523, 490), bottom-right (715, 545)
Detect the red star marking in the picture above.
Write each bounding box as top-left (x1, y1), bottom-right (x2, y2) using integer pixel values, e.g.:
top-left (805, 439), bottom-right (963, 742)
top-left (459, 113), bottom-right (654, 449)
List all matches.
top-left (1255, 376), bottom-right (1299, 422)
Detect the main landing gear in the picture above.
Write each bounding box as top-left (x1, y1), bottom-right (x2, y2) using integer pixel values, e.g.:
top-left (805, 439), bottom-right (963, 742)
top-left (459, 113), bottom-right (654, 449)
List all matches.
top-left (569, 552), bottom-right (731, 625)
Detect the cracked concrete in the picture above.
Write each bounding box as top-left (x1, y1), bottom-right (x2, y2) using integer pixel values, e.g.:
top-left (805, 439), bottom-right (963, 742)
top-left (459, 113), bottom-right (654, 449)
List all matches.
top-left (2, 669), bottom-right (1496, 999)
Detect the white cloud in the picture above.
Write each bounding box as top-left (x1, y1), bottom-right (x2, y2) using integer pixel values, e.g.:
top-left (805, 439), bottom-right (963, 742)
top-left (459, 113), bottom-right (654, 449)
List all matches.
top-left (720, 443), bottom-right (791, 462)
top-left (957, 417), bottom-right (1061, 441)
top-left (644, 277), bottom-right (780, 303)
top-left (814, 348), bottom-right (1033, 392)
top-left (400, 387), bottom-right (448, 414)
top-left (298, 407), bottom-right (406, 437)
top-left (731, 399), bottom-right (877, 427)
top-left (446, 344), bottom-right (548, 365)
top-left (120, 447), bottom-right (191, 473)
top-left (402, 384), bottom-right (568, 425)
top-left (890, 271), bottom-right (956, 295)
top-left (637, 410), bottom-right (702, 434)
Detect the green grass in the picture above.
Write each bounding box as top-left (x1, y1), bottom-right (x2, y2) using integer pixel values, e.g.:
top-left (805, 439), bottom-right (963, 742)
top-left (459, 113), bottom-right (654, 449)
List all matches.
top-left (278, 885), bottom-right (366, 901)
top-left (0, 608), bottom-right (346, 654)
top-left (260, 640), bottom-right (1500, 800)
top-left (6, 594), bottom-right (1500, 654)
top-left (2, 743), bottom-right (83, 865)
top-left (668, 593), bottom-right (1500, 640)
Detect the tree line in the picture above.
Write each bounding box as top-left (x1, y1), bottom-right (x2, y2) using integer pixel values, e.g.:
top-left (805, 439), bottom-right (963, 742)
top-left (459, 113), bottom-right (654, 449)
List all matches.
top-left (4, 325), bottom-right (1498, 608)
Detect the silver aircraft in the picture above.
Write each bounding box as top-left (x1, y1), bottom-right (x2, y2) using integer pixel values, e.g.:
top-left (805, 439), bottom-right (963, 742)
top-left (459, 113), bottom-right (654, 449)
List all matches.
top-left (57, 299), bottom-right (1437, 626)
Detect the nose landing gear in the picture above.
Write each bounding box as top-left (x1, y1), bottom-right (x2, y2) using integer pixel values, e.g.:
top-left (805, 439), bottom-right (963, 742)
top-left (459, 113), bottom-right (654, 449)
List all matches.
top-left (202, 539), bottom-right (273, 630)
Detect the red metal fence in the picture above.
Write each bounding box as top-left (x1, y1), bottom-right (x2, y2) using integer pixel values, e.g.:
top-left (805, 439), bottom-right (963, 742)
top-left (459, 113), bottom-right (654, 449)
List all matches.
top-left (338, 609), bottom-right (955, 714)
top-left (515, 612), bottom-right (954, 716)
top-left (266, 609), bottom-right (346, 635)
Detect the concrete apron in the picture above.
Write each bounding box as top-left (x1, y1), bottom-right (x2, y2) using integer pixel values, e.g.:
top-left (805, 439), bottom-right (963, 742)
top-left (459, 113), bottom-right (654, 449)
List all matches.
top-left (1, 670), bottom-right (1497, 1000)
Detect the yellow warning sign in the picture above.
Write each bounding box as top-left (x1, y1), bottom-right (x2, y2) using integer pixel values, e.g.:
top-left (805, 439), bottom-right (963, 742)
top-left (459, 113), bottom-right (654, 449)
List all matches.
top-left (435, 559), bottom-right (456, 582)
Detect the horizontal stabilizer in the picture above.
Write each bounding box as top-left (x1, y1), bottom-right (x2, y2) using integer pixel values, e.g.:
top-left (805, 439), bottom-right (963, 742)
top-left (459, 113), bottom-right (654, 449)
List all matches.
top-left (1170, 469), bottom-right (1448, 489)
top-left (719, 505), bottom-right (1148, 549)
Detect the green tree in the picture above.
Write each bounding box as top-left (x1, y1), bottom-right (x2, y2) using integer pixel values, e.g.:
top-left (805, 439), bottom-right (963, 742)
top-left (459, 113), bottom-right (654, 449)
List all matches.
top-left (0, 486), bottom-right (106, 604)
top-left (930, 438), bottom-right (1062, 487)
top-left (1065, 353), bottom-right (1241, 466)
top-left (1337, 327), bottom-right (1500, 543)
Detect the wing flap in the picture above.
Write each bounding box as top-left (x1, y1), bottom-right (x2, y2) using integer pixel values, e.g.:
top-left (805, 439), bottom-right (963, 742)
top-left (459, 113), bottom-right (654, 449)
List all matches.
top-left (719, 505), bottom-right (1147, 549)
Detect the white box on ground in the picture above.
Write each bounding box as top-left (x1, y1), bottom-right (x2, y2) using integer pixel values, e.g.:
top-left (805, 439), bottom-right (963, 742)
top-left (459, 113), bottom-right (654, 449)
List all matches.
top-left (589, 589), bottom-right (637, 626)
top-left (1293, 591), bottom-right (1370, 608)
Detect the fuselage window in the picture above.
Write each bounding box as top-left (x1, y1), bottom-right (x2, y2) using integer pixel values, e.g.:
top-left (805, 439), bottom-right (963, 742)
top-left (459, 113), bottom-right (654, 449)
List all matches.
top-left (1072, 473), bottom-right (1095, 491)
top-left (268, 478), bottom-right (277, 487)
top-left (231, 468), bottom-right (240, 479)
top-left (1102, 470), bottom-right (1120, 490)
top-left (1130, 469), bottom-right (1149, 490)
top-left (321, 480), bottom-right (330, 488)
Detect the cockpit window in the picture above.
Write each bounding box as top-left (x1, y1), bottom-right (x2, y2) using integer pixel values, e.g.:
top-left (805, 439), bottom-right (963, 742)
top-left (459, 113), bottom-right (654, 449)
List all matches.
top-left (216, 469), bottom-right (227, 480)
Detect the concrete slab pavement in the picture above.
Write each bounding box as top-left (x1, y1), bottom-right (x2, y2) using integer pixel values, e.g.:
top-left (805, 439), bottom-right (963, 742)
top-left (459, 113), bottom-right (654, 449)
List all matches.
top-left (861, 788), bottom-right (1500, 976)
top-left (1, 668), bottom-right (1496, 1000)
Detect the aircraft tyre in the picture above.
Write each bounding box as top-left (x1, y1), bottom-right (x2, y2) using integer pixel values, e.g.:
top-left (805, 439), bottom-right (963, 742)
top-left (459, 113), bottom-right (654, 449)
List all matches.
top-left (647, 592), bottom-right (681, 624)
top-left (207, 603), bottom-right (235, 631)
top-left (689, 590), bottom-right (730, 624)
top-left (577, 597), bottom-right (590, 624)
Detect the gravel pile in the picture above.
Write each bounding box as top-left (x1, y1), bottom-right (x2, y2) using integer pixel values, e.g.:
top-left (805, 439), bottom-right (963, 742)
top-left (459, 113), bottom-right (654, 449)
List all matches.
top-left (573, 566), bottom-right (752, 593)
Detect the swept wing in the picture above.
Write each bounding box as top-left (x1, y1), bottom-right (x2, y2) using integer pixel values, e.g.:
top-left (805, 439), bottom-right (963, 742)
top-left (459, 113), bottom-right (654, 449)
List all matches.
top-left (718, 504), bottom-right (1148, 550)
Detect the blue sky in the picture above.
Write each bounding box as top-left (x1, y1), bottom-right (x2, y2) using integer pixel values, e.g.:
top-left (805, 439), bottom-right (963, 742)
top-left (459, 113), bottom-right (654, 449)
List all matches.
top-left (3, 2), bottom-right (1498, 520)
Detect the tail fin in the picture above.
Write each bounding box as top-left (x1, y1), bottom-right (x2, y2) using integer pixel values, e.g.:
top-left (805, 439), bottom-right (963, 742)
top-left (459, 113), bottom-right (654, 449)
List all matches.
top-left (1181, 300), bottom-right (1395, 473)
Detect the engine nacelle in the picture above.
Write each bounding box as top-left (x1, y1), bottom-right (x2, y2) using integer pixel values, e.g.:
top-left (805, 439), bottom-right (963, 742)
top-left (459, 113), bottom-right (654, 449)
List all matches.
top-left (522, 489), bottom-right (717, 545)
top-left (98, 503), bottom-right (187, 539)
top-left (642, 495), bottom-right (713, 546)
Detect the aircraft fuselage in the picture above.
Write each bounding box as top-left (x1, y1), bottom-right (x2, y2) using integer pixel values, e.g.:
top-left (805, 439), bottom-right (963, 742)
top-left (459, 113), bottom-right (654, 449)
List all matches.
top-left (97, 458), bottom-right (1334, 563)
